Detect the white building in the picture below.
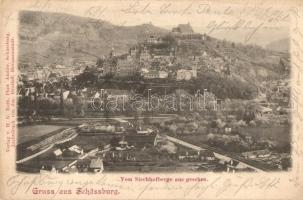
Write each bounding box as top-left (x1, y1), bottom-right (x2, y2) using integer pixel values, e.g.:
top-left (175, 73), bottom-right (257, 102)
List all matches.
top-left (176, 69), bottom-right (193, 80)
top-left (159, 71), bottom-right (169, 79)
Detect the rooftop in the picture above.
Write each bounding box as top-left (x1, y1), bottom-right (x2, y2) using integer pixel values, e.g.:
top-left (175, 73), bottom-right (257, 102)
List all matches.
top-left (172, 23), bottom-right (194, 34)
top-left (90, 157), bottom-right (103, 168)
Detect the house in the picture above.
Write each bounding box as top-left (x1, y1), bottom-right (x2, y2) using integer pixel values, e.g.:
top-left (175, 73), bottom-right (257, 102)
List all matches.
top-left (68, 165), bottom-right (79, 174)
top-left (134, 151), bottom-right (153, 162)
top-left (89, 157), bottom-right (104, 173)
top-left (159, 71), bottom-right (169, 79)
top-left (242, 149), bottom-right (271, 159)
top-left (62, 148), bottom-right (79, 157)
top-left (140, 68), bottom-right (149, 75)
top-left (227, 114), bottom-right (237, 121)
top-left (198, 150), bottom-right (216, 161)
top-left (202, 51), bottom-right (207, 57)
top-left (53, 149), bottom-right (63, 157)
top-left (191, 66), bottom-right (197, 78)
top-left (125, 152), bottom-right (136, 161)
top-left (225, 127), bottom-right (232, 133)
top-left (79, 123), bottom-right (116, 133)
top-left (63, 91), bottom-right (70, 100)
top-left (55, 64), bottom-right (66, 69)
top-left (176, 69), bottom-right (193, 80)
top-left (50, 165), bottom-right (58, 173)
top-left (178, 151), bottom-right (188, 160)
top-left (245, 136), bottom-right (254, 144)
top-left (39, 164), bottom-right (58, 173)
top-left (153, 134), bottom-right (168, 146)
top-left (136, 127), bottom-right (154, 135)
top-left (152, 48), bottom-right (174, 59)
top-left (76, 159), bottom-right (90, 172)
top-left (35, 69), bottom-right (49, 80)
top-left (143, 70), bottom-right (159, 79)
top-left (197, 163), bottom-right (217, 171)
top-left (116, 137), bottom-right (130, 150)
top-left (140, 48), bottom-right (152, 61)
top-left (178, 150), bottom-right (199, 161)
top-left (126, 55), bottom-right (133, 61)
top-left (255, 149), bottom-right (272, 158)
top-left (116, 59), bottom-right (136, 77)
top-left (68, 145), bottom-right (83, 154)
top-left (226, 160), bottom-right (248, 172)
top-left (257, 106), bottom-right (273, 115)
top-left (147, 35), bottom-right (158, 43)
top-left (117, 139), bottom-right (128, 149)
top-left (146, 36), bottom-right (164, 44)
top-left (130, 47), bottom-right (138, 57)
top-left (126, 134), bottom-right (157, 148)
top-left (279, 57), bottom-right (290, 72)
top-left (243, 152), bottom-right (257, 159)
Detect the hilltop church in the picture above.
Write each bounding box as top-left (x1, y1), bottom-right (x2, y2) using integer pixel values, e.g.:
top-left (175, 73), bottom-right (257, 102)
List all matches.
top-left (172, 23), bottom-right (194, 35)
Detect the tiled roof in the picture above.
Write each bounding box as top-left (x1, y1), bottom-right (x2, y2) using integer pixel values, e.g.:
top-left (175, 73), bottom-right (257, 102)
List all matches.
top-left (90, 157), bottom-right (103, 168)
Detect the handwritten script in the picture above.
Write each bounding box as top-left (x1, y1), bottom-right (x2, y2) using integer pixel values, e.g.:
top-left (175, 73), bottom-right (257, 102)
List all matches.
top-left (5, 174), bottom-right (300, 199)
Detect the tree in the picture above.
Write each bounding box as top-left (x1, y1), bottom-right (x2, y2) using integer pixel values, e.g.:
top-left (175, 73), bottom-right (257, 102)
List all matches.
top-left (110, 136), bottom-right (120, 149)
top-left (162, 34), bottom-right (177, 46)
top-left (96, 58), bottom-right (105, 68)
top-left (103, 97), bottom-right (110, 122)
top-left (64, 97), bottom-right (75, 119)
top-left (243, 110), bottom-right (255, 123)
top-left (60, 89), bottom-right (64, 115)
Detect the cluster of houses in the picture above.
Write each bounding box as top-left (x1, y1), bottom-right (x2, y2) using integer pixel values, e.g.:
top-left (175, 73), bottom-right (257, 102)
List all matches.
top-left (111, 23), bottom-right (232, 81)
top-left (199, 53), bottom-right (232, 75)
top-left (241, 149), bottom-right (290, 170)
top-left (178, 149), bottom-right (215, 162)
top-left (18, 22), bottom-right (236, 91)
top-left (250, 79), bottom-right (291, 125)
top-left (242, 149), bottom-right (271, 159)
top-left (19, 63), bottom-right (85, 83)
top-left (266, 79), bottom-right (290, 107)
top-left (46, 142), bottom-right (105, 174)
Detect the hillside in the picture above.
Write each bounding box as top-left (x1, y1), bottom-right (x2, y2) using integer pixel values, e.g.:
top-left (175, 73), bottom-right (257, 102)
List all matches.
top-left (200, 37), bottom-right (289, 84)
top-left (266, 38), bottom-right (289, 53)
top-left (19, 11), bottom-right (168, 66)
top-left (19, 10), bottom-right (289, 90)
top-left (163, 34), bottom-right (289, 86)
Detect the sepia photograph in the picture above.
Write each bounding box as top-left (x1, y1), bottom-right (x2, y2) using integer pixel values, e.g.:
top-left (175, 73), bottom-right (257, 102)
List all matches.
top-left (16, 7), bottom-right (291, 174)
top-left (2, 0), bottom-right (303, 199)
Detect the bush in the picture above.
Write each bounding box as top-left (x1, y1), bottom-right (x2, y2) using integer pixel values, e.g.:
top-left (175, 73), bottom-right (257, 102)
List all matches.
top-left (249, 120), bottom-right (257, 127)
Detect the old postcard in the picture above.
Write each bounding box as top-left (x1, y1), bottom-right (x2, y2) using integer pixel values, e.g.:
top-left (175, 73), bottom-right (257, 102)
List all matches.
top-left (0, 0), bottom-right (303, 199)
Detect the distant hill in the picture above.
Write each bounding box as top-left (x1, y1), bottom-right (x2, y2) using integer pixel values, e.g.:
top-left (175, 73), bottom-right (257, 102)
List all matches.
top-left (19, 11), bottom-right (168, 66)
top-left (19, 11), bottom-right (289, 90)
top-left (266, 38), bottom-right (289, 53)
